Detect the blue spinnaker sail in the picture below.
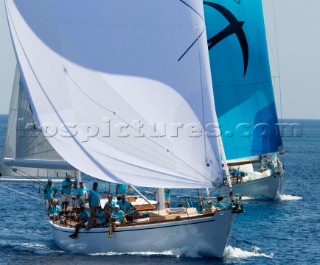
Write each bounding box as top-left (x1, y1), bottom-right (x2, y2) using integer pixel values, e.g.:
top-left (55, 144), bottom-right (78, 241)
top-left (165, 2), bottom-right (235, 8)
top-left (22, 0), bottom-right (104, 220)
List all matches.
top-left (204, 0), bottom-right (282, 160)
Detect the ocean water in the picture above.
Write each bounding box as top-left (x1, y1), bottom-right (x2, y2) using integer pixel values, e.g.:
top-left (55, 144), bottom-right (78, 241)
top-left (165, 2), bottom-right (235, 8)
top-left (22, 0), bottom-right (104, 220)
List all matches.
top-left (0, 115), bottom-right (319, 265)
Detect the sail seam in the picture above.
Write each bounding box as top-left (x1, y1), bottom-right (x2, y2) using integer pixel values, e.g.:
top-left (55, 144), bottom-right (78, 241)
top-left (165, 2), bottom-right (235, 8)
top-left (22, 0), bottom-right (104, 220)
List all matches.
top-left (179, 0), bottom-right (204, 21)
top-left (178, 0), bottom-right (206, 62)
top-left (178, 29), bottom-right (205, 61)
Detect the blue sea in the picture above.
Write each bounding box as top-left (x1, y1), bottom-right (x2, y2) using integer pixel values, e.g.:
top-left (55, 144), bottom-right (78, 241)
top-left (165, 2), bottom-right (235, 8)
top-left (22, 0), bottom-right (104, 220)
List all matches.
top-left (0, 114), bottom-right (319, 265)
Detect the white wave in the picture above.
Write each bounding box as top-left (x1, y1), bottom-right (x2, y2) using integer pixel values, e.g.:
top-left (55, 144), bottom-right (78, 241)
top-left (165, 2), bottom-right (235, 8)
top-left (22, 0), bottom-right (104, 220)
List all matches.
top-left (78, 245), bottom-right (274, 260)
top-left (90, 246), bottom-right (208, 258)
top-left (170, 246), bottom-right (206, 258)
top-left (90, 250), bottom-right (174, 257)
top-left (224, 246), bottom-right (273, 259)
top-left (0, 240), bottom-right (63, 255)
top-left (279, 194), bottom-right (302, 201)
top-left (241, 196), bottom-right (254, 201)
top-left (19, 242), bottom-right (49, 249)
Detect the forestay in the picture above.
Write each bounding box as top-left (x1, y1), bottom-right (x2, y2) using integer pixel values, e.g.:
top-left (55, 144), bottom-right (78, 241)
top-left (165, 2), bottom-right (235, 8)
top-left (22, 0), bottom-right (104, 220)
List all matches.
top-left (204, 0), bottom-right (283, 160)
top-left (5, 0), bottom-right (223, 188)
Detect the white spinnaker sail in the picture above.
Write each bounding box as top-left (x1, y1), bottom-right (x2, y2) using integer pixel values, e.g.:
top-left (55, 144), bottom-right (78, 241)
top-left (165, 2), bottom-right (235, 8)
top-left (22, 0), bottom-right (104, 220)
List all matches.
top-left (5, 0), bottom-right (222, 188)
top-left (1, 66), bottom-right (77, 178)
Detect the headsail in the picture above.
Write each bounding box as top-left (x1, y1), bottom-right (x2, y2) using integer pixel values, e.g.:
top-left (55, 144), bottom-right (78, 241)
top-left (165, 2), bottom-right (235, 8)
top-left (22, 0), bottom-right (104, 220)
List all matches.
top-left (204, 0), bottom-right (283, 160)
top-left (0, 66), bottom-right (77, 178)
top-left (5, 0), bottom-right (222, 188)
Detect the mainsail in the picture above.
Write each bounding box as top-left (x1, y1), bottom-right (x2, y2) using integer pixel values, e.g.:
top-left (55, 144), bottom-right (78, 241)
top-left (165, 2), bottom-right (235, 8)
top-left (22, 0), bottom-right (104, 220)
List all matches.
top-left (0, 66), bottom-right (77, 178)
top-left (204, 0), bottom-right (283, 161)
top-left (5, 0), bottom-right (223, 188)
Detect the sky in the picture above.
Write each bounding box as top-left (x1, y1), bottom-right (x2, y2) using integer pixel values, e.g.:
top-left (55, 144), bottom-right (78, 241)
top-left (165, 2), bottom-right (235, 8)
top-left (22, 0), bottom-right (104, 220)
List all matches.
top-left (0, 0), bottom-right (319, 119)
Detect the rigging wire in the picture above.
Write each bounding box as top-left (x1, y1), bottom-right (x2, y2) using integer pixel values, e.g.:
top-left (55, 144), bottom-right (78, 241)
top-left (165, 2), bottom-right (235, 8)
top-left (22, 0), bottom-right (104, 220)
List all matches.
top-left (272, 0), bottom-right (283, 122)
top-left (11, 168), bottom-right (47, 187)
top-left (270, 0), bottom-right (285, 167)
top-left (195, 23), bottom-right (210, 167)
top-left (17, 86), bottom-right (50, 158)
top-left (208, 182), bottom-right (225, 197)
top-left (0, 183), bottom-right (43, 202)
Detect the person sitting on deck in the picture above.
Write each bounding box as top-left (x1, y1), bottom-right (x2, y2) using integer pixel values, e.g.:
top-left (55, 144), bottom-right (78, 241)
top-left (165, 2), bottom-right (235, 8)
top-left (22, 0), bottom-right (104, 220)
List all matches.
top-left (95, 206), bottom-right (106, 226)
top-left (61, 175), bottom-right (74, 211)
top-left (118, 195), bottom-right (133, 213)
top-left (230, 168), bottom-right (244, 183)
top-left (44, 179), bottom-right (57, 211)
top-left (75, 181), bottom-right (89, 206)
top-left (215, 197), bottom-right (224, 209)
top-left (230, 168), bottom-right (237, 177)
top-left (104, 194), bottom-right (116, 223)
top-left (116, 183), bottom-right (131, 197)
top-left (69, 205), bottom-right (90, 239)
top-left (48, 199), bottom-right (60, 221)
top-left (236, 170), bottom-right (246, 183)
top-left (87, 205), bottom-right (107, 229)
top-left (107, 205), bottom-right (126, 238)
top-left (266, 160), bottom-right (274, 172)
top-left (260, 158), bottom-right (271, 172)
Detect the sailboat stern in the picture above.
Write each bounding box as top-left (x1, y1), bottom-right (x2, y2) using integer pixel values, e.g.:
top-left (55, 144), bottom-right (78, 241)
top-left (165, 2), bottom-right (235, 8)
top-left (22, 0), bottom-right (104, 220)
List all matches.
top-left (221, 172), bottom-right (285, 200)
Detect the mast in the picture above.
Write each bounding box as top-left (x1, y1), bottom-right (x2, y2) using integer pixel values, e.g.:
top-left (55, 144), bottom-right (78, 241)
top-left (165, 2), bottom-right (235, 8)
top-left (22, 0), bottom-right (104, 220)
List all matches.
top-left (156, 188), bottom-right (166, 210)
top-left (75, 171), bottom-right (81, 188)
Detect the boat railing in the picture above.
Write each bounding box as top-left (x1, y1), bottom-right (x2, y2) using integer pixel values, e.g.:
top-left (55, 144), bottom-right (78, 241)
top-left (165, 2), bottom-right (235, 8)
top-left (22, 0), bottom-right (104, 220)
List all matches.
top-left (50, 195), bottom-right (233, 228)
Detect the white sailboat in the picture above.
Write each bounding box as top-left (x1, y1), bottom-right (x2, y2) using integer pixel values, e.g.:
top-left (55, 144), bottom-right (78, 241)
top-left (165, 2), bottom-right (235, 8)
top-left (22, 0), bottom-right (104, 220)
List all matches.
top-left (204, 0), bottom-right (285, 200)
top-left (2, 0), bottom-right (242, 258)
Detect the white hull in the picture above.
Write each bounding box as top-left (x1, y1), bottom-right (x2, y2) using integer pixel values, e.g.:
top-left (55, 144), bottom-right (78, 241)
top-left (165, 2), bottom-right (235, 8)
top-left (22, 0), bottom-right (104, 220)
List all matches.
top-left (50, 209), bottom-right (235, 258)
top-left (221, 173), bottom-right (285, 200)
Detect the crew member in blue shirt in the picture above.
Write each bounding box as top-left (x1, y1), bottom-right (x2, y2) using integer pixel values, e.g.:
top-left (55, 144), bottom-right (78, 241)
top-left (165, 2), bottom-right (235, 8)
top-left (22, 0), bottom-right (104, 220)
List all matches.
top-left (116, 183), bottom-right (131, 197)
top-left (164, 188), bottom-right (171, 208)
top-left (104, 194), bottom-right (116, 209)
top-left (230, 168), bottom-right (237, 177)
top-left (69, 205), bottom-right (90, 239)
top-left (118, 195), bottom-right (132, 213)
top-left (230, 168), bottom-right (242, 183)
top-left (104, 194), bottom-right (116, 223)
top-left (267, 161), bottom-right (274, 171)
top-left (44, 179), bottom-right (57, 211)
top-left (95, 206), bottom-right (106, 226)
top-left (107, 205), bottom-right (126, 238)
top-left (61, 175), bottom-right (74, 211)
top-left (88, 182), bottom-right (100, 216)
top-left (76, 181), bottom-right (89, 206)
top-left (48, 198), bottom-right (60, 220)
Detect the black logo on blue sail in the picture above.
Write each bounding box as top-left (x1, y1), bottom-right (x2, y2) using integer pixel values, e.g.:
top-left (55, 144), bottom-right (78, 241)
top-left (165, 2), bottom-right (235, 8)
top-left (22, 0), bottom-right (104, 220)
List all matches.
top-left (204, 2), bottom-right (249, 77)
